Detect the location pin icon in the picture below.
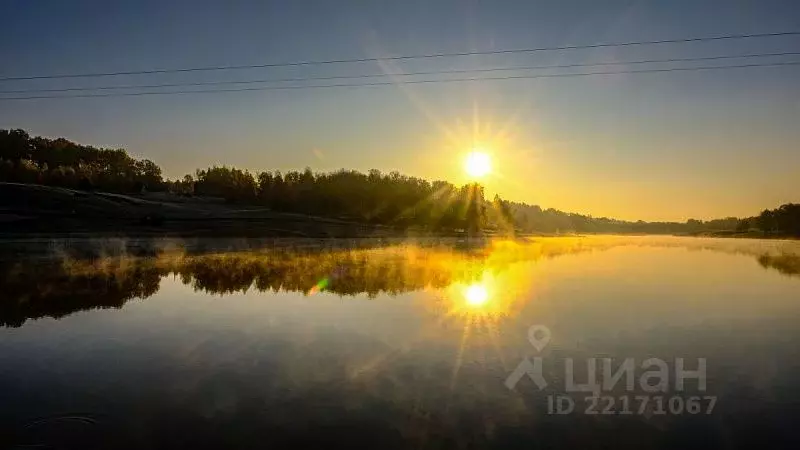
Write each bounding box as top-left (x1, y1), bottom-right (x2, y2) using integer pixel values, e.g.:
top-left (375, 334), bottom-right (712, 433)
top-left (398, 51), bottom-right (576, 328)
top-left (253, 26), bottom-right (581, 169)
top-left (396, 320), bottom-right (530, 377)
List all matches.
top-left (527, 325), bottom-right (551, 352)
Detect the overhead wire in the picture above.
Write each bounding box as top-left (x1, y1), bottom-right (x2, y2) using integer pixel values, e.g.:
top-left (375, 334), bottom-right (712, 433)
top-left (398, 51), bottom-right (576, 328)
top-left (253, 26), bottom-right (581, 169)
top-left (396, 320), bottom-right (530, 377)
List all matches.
top-left (2, 51), bottom-right (798, 95)
top-left (2, 60), bottom-right (798, 101)
top-left (1, 30), bottom-right (798, 82)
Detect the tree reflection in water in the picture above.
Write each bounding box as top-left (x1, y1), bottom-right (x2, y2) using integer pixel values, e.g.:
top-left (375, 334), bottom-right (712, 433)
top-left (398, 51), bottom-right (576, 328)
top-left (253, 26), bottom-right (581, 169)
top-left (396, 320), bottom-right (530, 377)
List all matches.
top-left (1, 236), bottom-right (798, 327)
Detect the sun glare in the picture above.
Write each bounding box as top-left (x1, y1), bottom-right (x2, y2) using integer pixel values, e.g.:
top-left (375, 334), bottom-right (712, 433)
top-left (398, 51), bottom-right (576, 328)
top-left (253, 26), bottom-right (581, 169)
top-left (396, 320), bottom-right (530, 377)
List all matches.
top-left (464, 151), bottom-right (491, 178)
top-left (464, 283), bottom-right (489, 307)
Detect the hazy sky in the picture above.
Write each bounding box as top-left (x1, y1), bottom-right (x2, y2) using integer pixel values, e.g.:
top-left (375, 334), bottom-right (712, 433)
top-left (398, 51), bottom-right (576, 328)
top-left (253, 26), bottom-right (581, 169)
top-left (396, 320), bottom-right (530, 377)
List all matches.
top-left (1, 0), bottom-right (798, 221)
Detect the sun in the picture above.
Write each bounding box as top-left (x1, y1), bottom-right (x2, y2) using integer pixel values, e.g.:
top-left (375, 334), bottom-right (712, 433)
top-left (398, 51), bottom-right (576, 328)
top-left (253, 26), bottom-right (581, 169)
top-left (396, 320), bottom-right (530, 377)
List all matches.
top-left (464, 283), bottom-right (489, 307)
top-left (464, 150), bottom-right (491, 178)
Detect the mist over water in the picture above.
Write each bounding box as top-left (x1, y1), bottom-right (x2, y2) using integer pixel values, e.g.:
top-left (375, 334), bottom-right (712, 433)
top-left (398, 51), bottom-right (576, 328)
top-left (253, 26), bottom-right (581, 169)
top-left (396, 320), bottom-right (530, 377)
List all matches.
top-left (1, 236), bottom-right (798, 449)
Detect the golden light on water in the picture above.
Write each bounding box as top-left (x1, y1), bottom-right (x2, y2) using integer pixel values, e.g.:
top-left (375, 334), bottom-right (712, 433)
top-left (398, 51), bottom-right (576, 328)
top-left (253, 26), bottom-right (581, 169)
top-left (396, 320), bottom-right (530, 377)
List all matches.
top-left (440, 272), bottom-right (516, 322)
top-left (464, 150), bottom-right (491, 178)
top-left (349, 239), bottom-right (570, 383)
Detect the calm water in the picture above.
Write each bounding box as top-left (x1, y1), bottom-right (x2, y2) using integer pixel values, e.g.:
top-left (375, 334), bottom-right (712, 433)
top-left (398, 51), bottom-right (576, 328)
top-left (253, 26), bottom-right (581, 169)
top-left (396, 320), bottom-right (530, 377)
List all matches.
top-left (1, 236), bottom-right (798, 449)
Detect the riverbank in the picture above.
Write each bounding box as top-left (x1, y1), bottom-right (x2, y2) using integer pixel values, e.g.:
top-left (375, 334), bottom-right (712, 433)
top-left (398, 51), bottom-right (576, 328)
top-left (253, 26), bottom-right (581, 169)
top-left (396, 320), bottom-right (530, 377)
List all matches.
top-left (0, 182), bottom-right (401, 238)
top-left (2, 182), bottom-right (795, 242)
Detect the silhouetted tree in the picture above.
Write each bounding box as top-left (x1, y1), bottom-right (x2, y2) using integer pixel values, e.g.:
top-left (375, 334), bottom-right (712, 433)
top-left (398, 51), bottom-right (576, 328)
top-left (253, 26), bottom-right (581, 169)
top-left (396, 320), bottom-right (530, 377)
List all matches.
top-left (0, 129), bottom-right (165, 192)
top-left (194, 166), bottom-right (257, 203)
top-left (5, 129), bottom-right (792, 237)
top-left (756, 203), bottom-right (800, 236)
top-left (757, 209), bottom-right (777, 234)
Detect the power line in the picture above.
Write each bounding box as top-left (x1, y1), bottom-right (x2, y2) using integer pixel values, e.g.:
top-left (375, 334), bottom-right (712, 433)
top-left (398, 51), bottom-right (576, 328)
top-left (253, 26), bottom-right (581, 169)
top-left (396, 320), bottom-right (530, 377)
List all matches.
top-left (2, 51), bottom-right (798, 95)
top-left (2, 60), bottom-right (797, 101)
top-left (1, 30), bottom-right (798, 82)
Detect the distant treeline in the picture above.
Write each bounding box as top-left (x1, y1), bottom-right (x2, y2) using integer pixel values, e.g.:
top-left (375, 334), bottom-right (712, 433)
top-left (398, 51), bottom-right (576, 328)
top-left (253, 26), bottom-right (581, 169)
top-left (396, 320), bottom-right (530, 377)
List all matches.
top-left (740, 203), bottom-right (800, 236)
top-left (1, 129), bottom-right (797, 235)
top-left (186, 166), bottom-right (501, 231)
top-left (508, 202), bottom-right (744, 234)
top-left (0, 129), bottom-right (163, 192)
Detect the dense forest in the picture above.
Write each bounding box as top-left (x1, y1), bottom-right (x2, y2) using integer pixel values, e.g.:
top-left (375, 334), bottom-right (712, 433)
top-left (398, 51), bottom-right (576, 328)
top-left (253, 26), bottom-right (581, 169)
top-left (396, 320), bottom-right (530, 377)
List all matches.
top-left (1, 129), bottom-right (798, 236)
top-left (0, 129), bottom-right (163, 193)
top-left (740, 203), bottom-right (800, 236)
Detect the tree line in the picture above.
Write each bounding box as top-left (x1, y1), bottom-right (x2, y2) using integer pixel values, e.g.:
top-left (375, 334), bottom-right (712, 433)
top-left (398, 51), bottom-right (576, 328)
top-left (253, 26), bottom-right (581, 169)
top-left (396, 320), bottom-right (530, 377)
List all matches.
top-left (741, 203), bottom-right (800, 236)
top-left (508, 202), bottom-right (746, 235)
top-left (185, 166), bottom-right (504, 231)
top-left (0, 129), bottom-right (163, 192)
top-left (1, 129), bottom-right (797, 236)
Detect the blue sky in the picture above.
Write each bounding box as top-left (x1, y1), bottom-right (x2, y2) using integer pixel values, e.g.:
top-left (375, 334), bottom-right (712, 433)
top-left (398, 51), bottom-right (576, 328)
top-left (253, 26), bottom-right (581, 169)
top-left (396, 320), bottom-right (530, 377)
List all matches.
top-left (1, 0), bottom-right (798, 220)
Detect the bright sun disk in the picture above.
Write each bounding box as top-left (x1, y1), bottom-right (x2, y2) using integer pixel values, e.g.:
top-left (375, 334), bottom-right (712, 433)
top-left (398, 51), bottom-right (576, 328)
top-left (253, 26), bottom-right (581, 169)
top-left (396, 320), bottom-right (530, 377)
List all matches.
top-left (464, 151), bottom-right (491, 178)
top-left (464, 283), bottom-right (489, 307)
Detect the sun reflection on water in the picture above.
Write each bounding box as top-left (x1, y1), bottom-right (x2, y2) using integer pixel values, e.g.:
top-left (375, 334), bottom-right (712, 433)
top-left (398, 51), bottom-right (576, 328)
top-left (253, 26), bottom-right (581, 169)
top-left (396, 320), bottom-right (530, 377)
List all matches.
top-left (438, 270), bottom-right (522, 324)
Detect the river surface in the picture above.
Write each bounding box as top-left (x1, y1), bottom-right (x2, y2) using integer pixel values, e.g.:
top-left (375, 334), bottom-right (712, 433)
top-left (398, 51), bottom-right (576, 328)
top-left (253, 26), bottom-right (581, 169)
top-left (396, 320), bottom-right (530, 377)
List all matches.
top-left (1, 236), bottom-right (798, 449)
